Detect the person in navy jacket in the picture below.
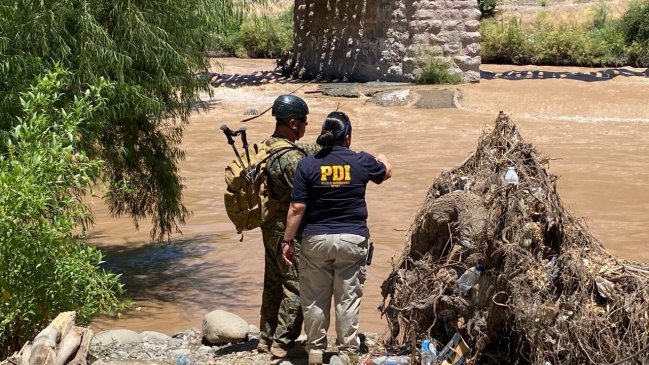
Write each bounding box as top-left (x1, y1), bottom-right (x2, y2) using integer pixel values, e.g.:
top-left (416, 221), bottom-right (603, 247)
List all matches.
top-left (281, 111), bottom-right (393, 365)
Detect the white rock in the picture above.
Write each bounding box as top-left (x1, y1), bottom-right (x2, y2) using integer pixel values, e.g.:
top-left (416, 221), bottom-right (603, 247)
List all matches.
top-left (202, 310), bottom-right (249, 345)
top-left (140, 331), bottom-right (172, 343)
top-left (91, 329), bottom-right (143, 348)
top-left (171, 348), bottom-right (192, 356)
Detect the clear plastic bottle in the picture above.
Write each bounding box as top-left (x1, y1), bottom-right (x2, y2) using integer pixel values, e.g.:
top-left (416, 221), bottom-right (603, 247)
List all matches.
top-left (176, 355), bottom-right (192, 365)
top-left (457, 264), bottom-right (485, 296)
top-left (385, 355), bottom-right (410, 365)
top-left (421, 339), bottom-right (437, 365)
top-left (504, 166), bottom-right (519, 185)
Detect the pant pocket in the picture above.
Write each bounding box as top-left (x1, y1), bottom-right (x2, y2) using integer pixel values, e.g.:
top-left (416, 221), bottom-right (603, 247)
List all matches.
top-left (339, 234), bottom-right (368, 261)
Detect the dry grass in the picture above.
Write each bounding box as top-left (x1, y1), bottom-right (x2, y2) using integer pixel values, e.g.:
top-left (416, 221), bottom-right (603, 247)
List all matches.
top-left (497, 0), bottom-right (635, 25)
top-left (246, 0), bottom-right (292, 16)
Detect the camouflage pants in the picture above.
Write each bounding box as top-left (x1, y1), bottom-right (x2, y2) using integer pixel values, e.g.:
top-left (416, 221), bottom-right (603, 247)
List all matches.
top-left (259, 229), bottom-right (303, 347)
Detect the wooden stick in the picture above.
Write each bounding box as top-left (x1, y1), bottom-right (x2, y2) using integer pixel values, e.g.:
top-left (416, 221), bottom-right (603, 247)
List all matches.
top-left (20, 342), bottom-right (31, 365)
top-left (29, 325), bottom-right (58, 365)
top-left (29, 312), bottom-right (76, 365)
top-left (67, 328), bottom-right (93, 365)
top-left (55, 328), bottom-right (82, 365)
top-left (50, 312), bottom-right (76, 340)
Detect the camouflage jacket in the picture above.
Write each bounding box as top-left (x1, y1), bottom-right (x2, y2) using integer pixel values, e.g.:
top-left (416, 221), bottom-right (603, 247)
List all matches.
top-left (261, 136), bottom-right (319, 235)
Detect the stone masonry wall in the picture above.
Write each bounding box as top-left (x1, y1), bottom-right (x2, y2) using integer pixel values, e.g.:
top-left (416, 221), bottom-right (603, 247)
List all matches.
top-left (284, 0), bottom-right (481, 83)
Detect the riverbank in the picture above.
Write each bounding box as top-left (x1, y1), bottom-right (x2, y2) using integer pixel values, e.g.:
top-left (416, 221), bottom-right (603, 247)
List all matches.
top-left (89, 329), bottom-right (383, 365)
top-left (89, 58), bottom-right (649, 338)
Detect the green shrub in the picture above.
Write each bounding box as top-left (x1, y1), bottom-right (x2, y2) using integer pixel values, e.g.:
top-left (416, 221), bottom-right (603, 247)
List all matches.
top-left (479, 0), bottom-right (500, 17)
top-left (481, 7), bottom-right (635, 67)
top-left (481, 18), bottom-right (532, 64)
top-left (215, 9), bottom-right (293, 58)
top-left (627, 42), bottom-right (649, 66)
top-left (417, 57), bottom-right (464, 84)
top-left (0, 69), bottom-right (125, 357)
top-left (619, 1), bottom-right (649, 66)
top-left (619, 1), bottom-right (649, 45)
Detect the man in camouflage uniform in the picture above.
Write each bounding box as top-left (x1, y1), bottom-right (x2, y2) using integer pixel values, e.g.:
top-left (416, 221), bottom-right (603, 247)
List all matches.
top-left (259, 94), bottom-right (319, 358)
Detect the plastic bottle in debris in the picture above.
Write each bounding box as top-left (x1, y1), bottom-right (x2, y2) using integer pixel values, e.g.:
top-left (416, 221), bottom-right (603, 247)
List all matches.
top-left (176, 355), bottom-right (192, 365)
top-left (504, 166), bottom-right (519, 185)
top-left (421, 339), bottom-right (437, 365)
top-left (385, 355), bottom-right (410, 365)
top-left (370, 355), bottom-right (410, 365)
top-left (457, 264), bottom-right (485, 296)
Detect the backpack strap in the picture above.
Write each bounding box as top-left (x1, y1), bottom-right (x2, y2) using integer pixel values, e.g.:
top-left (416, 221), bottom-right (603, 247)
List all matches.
top-left (268, 139), bottom-right (308, 157)
top-left (264, 139), bottom-right (309, 201)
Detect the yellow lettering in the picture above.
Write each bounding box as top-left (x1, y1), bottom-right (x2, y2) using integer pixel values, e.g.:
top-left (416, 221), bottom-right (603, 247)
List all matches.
top-left (321, 166), bottom-right (332, 181)
top-left (333, 166), bottom-right (345, 181)
top-left (344, 165), bottom-right (351, 181)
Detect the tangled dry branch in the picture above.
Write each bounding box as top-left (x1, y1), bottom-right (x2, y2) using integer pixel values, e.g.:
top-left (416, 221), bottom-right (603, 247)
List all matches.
top-left (380, 112), bottom-right (649, 365)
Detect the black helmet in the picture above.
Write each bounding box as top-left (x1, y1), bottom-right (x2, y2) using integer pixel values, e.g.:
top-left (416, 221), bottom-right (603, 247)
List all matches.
top-left (272, 94), bottom-right (309, 120)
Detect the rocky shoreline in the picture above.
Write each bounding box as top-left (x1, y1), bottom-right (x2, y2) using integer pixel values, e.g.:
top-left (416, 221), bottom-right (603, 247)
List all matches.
top-left (90, 327), bottom-right (279, 365)
top-left (1, 309), bottom-right (383, 365)
top-left (87, 310), bottom-right (382, 365)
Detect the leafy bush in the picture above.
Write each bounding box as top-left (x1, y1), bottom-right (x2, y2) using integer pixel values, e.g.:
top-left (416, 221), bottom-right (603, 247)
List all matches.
top-left (481, 18), bottom-right (532, 64)
top-left (481, 8), bottom-right (633, 66)
top-left (417, 57), bottom-right (464, 84)
top-left (619, 1), bottom-right (649, 45)
top-left (215, 9), bottom-right (293, 58)
top-left (479, 0), bottom-right (500, 18)
top-left (619, 1), bottom-right (649, 66)
top-left (0, 69), bottom-right (125, 357)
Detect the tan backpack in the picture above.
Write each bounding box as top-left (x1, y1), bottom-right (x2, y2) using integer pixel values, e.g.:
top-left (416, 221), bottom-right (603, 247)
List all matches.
top-left (224, 139), bottom-right (305, 234)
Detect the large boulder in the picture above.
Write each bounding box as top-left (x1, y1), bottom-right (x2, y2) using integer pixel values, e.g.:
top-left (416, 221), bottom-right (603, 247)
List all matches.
top-left (202, 310), bottom-right (249, 345)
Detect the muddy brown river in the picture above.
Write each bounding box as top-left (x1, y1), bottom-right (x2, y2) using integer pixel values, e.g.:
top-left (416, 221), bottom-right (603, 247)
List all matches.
top-left (90, 59), bottom-right (649, 337)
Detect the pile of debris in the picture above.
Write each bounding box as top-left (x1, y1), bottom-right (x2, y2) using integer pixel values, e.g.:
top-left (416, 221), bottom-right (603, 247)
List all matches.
top-left (380, 112), bottom-right (649, 364)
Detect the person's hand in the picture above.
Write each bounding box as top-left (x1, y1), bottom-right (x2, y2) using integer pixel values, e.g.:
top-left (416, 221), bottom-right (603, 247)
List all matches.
top-left (376, 153), bottom-right (393, 180)
top-left (282, 241), bottom-right (296, 266)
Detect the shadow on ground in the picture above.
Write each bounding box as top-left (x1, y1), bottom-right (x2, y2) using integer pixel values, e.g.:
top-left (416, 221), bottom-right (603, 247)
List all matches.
top-left (206, 67), bottom-right (649, 90)
top-left (209, 70), bottom-right (302, 88)
top-left (481, 67), bottom-right (649, 82)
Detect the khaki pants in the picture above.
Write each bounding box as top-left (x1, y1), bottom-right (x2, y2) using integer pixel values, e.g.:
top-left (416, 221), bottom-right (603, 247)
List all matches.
top-left (299, 233), bottom-right (369, 352)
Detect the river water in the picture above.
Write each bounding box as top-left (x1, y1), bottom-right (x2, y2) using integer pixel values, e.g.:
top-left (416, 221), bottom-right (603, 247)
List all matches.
top-left (90, 59), bottom-right (649, 337)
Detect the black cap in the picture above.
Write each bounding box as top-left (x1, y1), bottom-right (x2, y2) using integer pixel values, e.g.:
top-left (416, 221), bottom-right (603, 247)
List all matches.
top-left (271, 94), bottom-right (309, 120)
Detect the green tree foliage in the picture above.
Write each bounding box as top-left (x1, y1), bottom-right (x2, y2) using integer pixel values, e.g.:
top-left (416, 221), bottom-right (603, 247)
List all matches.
top-left (0, 0), bottom-right (243, 239)
top-left (619, 1), bottom-right (649, 44)
top-left (478, 0), bottom-right (500, 18)
top-left (0, 69), bottom-right (126, 357)
top-left (619, 1), bottom-right (649, 66)
top-left (481, 11), bottom-right (630, 66)
top-left (480, 2), bottom-right (649, 67)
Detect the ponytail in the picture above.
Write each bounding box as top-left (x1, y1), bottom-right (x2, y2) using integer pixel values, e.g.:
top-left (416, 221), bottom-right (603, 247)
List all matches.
top-left (317, 111), bottom-right (352, 147)
top-left (316, 130), bottom-right (336, 147)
